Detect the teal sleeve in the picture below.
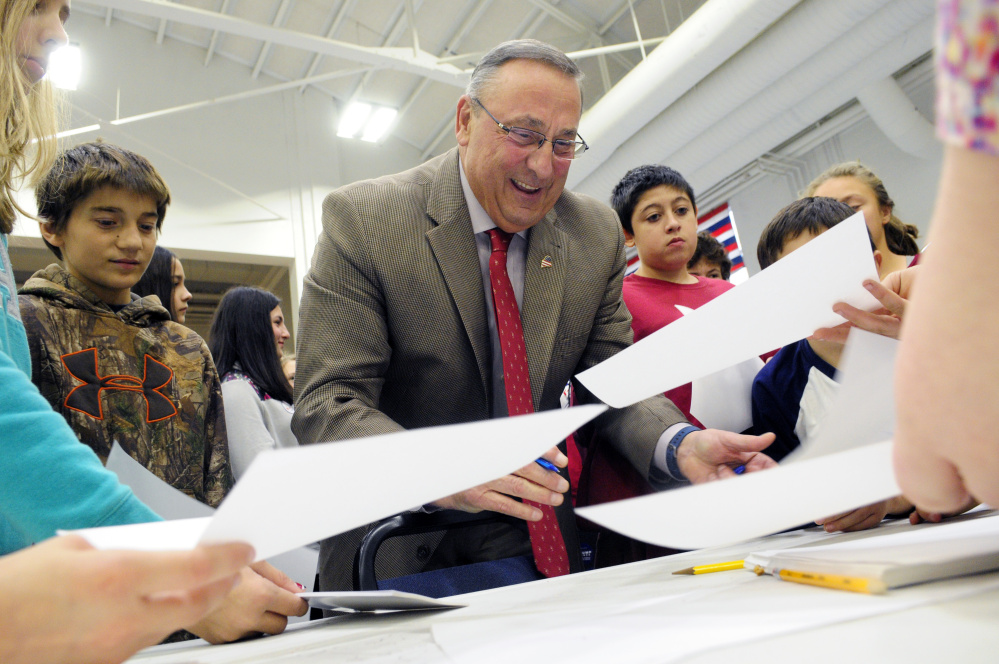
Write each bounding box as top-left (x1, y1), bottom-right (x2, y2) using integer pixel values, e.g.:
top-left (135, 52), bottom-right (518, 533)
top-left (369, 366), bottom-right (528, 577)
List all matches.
top-left (0, 349), bottom-right (160, 555)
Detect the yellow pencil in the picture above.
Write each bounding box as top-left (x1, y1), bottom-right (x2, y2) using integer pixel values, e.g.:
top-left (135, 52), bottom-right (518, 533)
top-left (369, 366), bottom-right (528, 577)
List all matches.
top-left (673, 560), bottom-right (745, 575)
top-left (774, 568), bottom-right (887, 595)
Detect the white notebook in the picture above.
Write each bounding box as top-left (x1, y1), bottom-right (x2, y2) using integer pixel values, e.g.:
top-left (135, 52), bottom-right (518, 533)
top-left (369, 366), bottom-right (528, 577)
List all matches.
top-left (745, 511), bottom-right (999, 590)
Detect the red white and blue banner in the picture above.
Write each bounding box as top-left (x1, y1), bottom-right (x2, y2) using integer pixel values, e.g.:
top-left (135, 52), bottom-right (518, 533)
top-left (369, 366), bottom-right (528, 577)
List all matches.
top-left (625, 202), bottom-right (748, 284)
top-left (696, 203), bottom-right (747, 283)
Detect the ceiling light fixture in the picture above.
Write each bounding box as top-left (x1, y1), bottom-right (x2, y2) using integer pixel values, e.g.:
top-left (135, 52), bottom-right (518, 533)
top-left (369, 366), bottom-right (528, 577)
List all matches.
top-left (337, 101), bottom-right (397, 143)
top-left (337, 101), bottom-right (371, 138)
top-left (47, 43), bottom-right (81, 90)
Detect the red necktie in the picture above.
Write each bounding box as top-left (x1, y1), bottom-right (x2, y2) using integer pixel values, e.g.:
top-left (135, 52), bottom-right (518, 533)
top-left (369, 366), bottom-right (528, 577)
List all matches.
top-left (487, 228), bottom-right (570, 577)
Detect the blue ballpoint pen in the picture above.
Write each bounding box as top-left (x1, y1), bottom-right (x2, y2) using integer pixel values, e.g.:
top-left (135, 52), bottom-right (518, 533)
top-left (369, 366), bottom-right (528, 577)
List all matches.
top-left (535, 458), bottom-right (559, 472)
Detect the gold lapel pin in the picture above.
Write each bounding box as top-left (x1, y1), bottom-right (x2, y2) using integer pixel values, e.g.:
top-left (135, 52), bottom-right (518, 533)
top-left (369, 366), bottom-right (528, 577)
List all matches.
top-left (541, 255), bottom-right (553, 268)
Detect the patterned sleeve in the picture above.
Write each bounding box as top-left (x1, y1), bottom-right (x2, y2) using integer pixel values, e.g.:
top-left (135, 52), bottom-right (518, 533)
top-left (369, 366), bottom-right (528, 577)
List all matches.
top-left (200, 341), bottom-right (234, 507)
top-left (936, 0), bottom-right (999, 155)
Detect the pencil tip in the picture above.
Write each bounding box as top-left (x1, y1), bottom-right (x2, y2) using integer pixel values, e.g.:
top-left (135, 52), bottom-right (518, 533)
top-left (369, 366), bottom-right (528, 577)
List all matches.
top-left (673, 567), bottom-right (695, 575)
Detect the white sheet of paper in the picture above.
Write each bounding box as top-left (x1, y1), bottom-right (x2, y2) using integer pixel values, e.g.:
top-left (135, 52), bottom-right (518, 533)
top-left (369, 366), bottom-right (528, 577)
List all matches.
top-left (576, 440), bottom-right (900, 550)
top-left (300, 590), bottom-right (464, 612)
top-left (576, 213), bottom-right (879, 407)
top-left (106, 442), bottom-right (214, 519)
top-left (688, 357), bottom-right (763, 431)
top-left (105, 442), bottom-right (319, 601)
top-left (788, 329), bottom-right (898, 462)
top-left (68, 405), bottom-right (606, 560)
top-left (432, 571), bottom-right (999, 664)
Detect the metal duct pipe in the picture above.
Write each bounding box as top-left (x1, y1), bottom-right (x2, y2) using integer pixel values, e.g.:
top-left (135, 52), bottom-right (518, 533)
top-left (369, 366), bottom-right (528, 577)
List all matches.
top-left (857, 76), bottom-right (938, 159)
top-left (686, 16), bottom-right (934, 191)
top-left (566, 0), bottom-right (802, 187)
top-left (572, 0), bottom-right (933, 199)
top-left (659, 1), bottom-right (934, 189)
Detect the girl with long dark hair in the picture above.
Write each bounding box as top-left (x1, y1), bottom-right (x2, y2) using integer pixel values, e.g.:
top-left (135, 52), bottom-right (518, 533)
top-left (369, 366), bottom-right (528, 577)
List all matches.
top-left (209, 286), bottom-right (295, 479)
top-left (133, 245), bottom-right (192, 323)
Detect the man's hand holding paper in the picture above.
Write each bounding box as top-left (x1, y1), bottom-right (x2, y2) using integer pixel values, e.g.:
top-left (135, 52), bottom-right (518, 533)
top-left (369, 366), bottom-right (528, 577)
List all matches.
top-left (433, 447), bottom-right (570, 522)
top-left (677, 430), bottom-right (777, 483)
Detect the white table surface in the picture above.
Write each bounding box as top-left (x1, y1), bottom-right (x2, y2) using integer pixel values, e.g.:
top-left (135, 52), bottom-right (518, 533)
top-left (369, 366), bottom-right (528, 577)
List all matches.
top-left (129, 513), bottom-right (999, 664)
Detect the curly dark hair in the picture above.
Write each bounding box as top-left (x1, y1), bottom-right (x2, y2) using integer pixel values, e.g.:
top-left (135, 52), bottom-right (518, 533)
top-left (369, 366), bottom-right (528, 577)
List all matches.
top-left (610, 164), bottom-right (696, 235)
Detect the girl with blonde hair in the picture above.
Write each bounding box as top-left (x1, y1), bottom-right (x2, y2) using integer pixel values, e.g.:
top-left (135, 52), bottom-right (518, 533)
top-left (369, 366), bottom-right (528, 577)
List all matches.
top-left (0, 3), bottom-right (304, 660)
top-left (804, 161), bottom-right (919, 276)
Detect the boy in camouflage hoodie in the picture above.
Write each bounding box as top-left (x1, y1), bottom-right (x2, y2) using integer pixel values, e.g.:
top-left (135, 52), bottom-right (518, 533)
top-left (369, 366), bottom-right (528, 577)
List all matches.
top-left (19, 142), bottom-right (232, 507)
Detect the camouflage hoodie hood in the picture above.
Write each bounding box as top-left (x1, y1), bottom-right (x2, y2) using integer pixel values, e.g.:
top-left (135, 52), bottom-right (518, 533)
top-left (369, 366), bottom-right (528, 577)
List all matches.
top-left (19, 263), bottom-right (171, 327)
top-left (18, 263), bottom-right (233, 507)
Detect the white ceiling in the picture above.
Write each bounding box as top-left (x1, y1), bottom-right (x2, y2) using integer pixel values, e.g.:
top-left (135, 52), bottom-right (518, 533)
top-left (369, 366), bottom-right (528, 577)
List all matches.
top-left (71, 0), bottom-right (710, 157)
top-left (12, 0), bottom-right (936, 338)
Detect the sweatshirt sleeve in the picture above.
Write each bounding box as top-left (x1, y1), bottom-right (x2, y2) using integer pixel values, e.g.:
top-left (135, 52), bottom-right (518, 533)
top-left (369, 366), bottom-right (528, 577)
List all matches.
top-left (220, 378), bottom-right (277, 481)
top-left (0, 350), bottom-right (160, 554)
top-left (200, 342), bottom-right (234, 507)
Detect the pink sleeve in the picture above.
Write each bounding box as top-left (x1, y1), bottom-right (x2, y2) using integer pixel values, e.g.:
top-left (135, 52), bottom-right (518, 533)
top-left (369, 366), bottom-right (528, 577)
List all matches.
top-left (935, 0), bottom-right (999, 156)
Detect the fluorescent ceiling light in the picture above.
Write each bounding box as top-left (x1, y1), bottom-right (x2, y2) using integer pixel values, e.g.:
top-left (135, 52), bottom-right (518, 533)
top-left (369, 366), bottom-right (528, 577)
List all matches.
top-left (361, 107), bottom-right (398, 143)
top-left (337, 101), bottom-right (398, 142)
top-left (48, 44), bottom-right (81, 90)
top-left (55, 124), bottom-right (100, 139)
top-left (337, 102), bottom-right (371, 138)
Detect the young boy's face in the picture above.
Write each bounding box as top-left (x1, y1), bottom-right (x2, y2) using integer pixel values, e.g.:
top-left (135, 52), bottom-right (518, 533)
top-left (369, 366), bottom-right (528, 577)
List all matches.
top-left (41, 186), bottom-right (159, 306)
top-left (624, 184), bottom-right (698, 278)
top-left (688, 258), bottom-right (724, 280)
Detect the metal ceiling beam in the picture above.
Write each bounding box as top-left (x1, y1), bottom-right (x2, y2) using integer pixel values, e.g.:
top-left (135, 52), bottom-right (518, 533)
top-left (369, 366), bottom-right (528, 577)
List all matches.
top-left (84, 0), bottom-right (468, 87)
top-left (523, 0), bottom-right (635, 70)
top-left (298, 0), bottom-right (355, 94)
top-left (598, 1), bottom-right (633, 35)
top-left (251, 0), bottom-right (293, 79)
top-left (344, 1), bottom-right (417, 103)
top-left (107, 66), bottom-right (372, 126)
top-left (397, 0), bottom-right (490, 124)
top-left (204, 0), bottom-right (233, 67)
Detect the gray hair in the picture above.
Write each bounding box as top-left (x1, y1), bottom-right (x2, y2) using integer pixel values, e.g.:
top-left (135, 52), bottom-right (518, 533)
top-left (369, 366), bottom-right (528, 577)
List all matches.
top-left (466, 39), bottom-right (583, 102)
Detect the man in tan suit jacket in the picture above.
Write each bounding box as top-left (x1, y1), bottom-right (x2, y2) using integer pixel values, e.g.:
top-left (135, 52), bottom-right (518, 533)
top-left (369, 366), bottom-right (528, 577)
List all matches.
top-left (293, 40), bottom-right (775, 591)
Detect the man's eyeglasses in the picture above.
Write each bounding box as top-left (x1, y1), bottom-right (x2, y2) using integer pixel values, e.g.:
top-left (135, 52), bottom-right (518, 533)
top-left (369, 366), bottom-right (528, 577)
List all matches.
top-left (472, 98), bottom-right (588, 160)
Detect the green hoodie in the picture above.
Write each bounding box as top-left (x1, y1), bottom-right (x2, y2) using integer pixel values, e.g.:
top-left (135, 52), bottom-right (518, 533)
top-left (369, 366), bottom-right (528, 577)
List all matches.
top-left (1, 238), bottom-right (158, 554)
top-left (19, 264), bottom-right (233, 509)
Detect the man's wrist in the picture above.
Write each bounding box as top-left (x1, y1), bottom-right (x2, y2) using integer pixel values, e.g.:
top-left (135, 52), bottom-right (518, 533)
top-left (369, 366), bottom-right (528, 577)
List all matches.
top-left (665, 425), bottom-right (700, 482)
top-left (650, 423), bottom-right (700, 487)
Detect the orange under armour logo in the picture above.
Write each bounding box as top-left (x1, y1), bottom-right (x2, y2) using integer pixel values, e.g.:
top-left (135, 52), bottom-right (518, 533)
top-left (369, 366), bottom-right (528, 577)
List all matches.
top-left (61, 348), bottom-right (178, 423)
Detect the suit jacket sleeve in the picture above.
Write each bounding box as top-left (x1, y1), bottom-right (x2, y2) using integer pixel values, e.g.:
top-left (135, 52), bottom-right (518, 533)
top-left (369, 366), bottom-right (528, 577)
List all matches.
top-left (568, 197), bottom-right (689, 483)
top-left (291, 187), bottom-right (406, 447)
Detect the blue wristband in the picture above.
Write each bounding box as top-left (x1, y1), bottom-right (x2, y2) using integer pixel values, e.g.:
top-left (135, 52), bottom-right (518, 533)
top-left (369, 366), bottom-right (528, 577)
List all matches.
top-left (665, 425), bottom-right (700, 482)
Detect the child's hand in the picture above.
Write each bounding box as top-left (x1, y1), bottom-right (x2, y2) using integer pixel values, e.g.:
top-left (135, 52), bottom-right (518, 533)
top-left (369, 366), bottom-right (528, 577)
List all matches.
top-left (815, 500), bottom-right (891, 532)
top-left (909, 497), bottom-right (979, 525)
top-left (812, 267), bottom-right (918, 343)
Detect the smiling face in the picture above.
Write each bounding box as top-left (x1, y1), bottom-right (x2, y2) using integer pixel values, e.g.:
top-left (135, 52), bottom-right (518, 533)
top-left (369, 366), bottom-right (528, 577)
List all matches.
top-left (812, 176), bottom-right (891, 252)
top-left (270, 305), bottom-right (290, 354)
top-left (15, 0), bottom-right (70, 84)
top-left (456, 59), bottom-right (581, 234)
top-left (170, 256), bottom-right (193, 323)
top-left (624, 185), bottom-right (699, 283)
top-left (40, 186), bottom-right (158, 306)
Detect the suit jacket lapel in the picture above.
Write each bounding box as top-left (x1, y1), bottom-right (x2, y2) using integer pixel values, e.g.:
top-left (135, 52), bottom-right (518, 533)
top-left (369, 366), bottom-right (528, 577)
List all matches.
top-left (425, 150), bottom-right (492, 399)
top-left (523, 208), bottom-right (568, 410)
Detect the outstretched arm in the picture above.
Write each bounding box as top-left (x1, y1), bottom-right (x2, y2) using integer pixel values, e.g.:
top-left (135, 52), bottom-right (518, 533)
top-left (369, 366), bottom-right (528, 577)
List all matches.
top-left (0, 536), bottom-right (253, 664)
top-left (894, 145), bottom-right (999, 511)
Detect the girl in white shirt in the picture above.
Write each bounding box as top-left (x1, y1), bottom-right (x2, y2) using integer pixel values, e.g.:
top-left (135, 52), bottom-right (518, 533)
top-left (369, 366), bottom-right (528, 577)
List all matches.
top-left (209, 286), bottom-right (297, 479)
